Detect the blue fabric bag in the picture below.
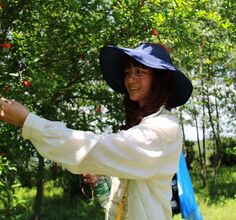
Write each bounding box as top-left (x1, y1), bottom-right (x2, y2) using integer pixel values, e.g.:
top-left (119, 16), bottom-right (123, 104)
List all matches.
top-left (177, 152), bottom-right (203, 220)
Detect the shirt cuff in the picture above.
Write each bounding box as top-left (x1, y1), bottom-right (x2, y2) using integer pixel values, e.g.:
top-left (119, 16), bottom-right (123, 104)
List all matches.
top-left (22, 113), bottom-right (47, 140)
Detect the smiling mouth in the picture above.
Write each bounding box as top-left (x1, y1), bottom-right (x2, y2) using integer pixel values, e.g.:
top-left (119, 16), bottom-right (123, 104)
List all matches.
top-left (129, 88), bottom-right (140, 91)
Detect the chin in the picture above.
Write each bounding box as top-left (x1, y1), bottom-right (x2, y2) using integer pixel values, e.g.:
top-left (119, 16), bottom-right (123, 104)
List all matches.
top-left (129, 97), bottom-right (138, 102)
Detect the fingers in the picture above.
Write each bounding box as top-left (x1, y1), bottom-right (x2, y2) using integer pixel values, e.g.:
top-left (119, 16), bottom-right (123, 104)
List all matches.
top-left (0, 97), bottom-right (12, 104)
top-left (0, 97), bottom-right (29, 127)
top-left (0, 98), bottom-right (12, 112)
top-left (83, 174), bottom-right (97, 182)
top-left (83, 174), bottom-right (99, 187)
top-left (0, 108), bottom-right (5, 117)
top-left (0, 97), bottom-right (11, 116)
top-left (0, 98), bottom-right (7, 117)
top-left (0, 108), bottom-right (4, 117)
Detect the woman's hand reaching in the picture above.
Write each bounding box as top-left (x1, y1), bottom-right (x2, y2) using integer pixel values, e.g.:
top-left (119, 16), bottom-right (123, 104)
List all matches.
top-left (0, 98), bottom-right (29, 127)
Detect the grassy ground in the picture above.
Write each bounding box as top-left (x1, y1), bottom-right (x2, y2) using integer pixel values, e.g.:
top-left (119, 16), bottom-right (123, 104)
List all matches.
top-left (173, 197), bottom-right (236, 220)
top-left (9, 165), bottom-right (236, 220)
top-left (174, 165), bottom-right (236, 220)
top-left (14, 182), bottom-right (104, 220)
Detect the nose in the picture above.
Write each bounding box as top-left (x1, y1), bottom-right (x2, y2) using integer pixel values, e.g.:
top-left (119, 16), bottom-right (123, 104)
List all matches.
top-left (126, 72), bottom-right (136, 83)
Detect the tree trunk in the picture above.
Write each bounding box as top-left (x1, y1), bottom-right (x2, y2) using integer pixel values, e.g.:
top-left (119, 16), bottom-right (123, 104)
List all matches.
top-left (34, 154), bottom-right (45, 220)
top-left (206, 87), bottom-right (222, 168)
top-left (202, 103), bottom-right (207, 187)
top-left (194, 113), bottom-right (205, 187)
top-left (201, 79), bottom-right (207, 187)
top-left (205, 86), bottom-right (222, 184)
top-left (214, 88), bottom-right (222, 168)
top-left (179, 109), bottom-right (186, 144)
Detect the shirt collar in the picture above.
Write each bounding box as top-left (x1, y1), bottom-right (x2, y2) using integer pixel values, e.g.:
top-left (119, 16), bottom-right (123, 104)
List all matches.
top-left (141, 105), bottom-right (171, 121)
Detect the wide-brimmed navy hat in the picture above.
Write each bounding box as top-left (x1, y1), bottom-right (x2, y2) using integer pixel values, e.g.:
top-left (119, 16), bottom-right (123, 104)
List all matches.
top-left (99, 43), bottom-right (193, 108)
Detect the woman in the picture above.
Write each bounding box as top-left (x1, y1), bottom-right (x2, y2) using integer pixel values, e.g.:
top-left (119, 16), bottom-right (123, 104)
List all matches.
top-left (0, 43), bottom-right (193, 220)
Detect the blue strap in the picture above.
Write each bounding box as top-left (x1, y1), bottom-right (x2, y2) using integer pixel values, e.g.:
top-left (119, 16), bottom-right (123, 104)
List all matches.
top-left (177, 152), bottom-right (203, 220)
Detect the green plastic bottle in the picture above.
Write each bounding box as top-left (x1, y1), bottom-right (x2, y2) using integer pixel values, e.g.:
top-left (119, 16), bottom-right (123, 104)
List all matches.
top-left (95, 176), bottom-right (111, 208)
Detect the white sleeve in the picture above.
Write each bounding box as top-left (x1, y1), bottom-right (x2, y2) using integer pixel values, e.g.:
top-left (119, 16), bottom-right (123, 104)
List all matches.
top-left (22, 112), bottom-right (182, 179)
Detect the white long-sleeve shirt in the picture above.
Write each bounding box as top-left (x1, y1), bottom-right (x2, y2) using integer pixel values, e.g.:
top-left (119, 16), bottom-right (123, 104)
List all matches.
top-left (22, 107), bottom-right (182, 220)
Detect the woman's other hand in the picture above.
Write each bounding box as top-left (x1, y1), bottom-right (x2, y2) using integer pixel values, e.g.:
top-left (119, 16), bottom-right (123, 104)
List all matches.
top-left (0, 98), bottom-right (29, 127)
top-left (83, 173), bottom-right (99, 188)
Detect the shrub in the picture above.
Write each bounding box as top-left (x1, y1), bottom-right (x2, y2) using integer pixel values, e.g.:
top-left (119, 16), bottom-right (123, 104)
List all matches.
top-left (184, 140), bottom-right (195, 169)
top-left (0, 156), bottom-right (26, 219)
top-left (209, 137), bottom-right (236, 166)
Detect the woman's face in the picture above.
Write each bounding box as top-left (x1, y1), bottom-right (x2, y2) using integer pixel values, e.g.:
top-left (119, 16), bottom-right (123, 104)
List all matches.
top-left (124, 63), bottom-right (153, 108)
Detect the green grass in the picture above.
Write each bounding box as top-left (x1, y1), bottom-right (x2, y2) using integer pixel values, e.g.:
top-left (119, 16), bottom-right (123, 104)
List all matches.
top-left (14, 181), bottom-right (104, 220)
top-left (173, 197), bottom-right (236, 220)
top-left (7, 166), bottom-right (236, 220)
top-left (174, 165), bottom-right (236, 220)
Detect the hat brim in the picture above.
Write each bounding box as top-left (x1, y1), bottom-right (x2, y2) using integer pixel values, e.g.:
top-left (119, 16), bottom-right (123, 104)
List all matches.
top-left (99, 45), bottom-right (193, 108)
